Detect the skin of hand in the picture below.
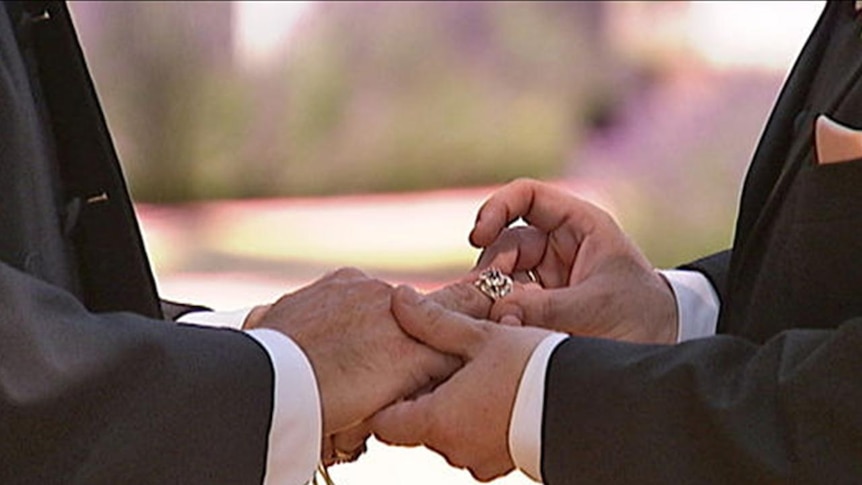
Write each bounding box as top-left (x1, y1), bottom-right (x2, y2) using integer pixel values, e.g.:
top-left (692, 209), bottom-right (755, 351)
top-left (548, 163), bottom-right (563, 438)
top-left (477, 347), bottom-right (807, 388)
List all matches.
top-left (319, 278), bottom-right (493, 465)
top-left (244, 269), bottom-right (492, 464)
top-left (471, 178), bottom-right (678, 344)
top-left (372, 285), bottom-right (552, 482)
top-left (245, 267), bottom-right (461, 437)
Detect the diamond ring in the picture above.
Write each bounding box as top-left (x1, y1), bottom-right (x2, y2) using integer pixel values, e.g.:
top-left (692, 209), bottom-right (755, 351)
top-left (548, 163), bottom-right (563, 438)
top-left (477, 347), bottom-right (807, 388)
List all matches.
top-left (474, 267), bottom-right (514, 301)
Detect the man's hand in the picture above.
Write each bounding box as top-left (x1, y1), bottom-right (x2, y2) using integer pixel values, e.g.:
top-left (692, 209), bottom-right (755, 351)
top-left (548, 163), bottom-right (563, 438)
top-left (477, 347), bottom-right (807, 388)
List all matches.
top-left (246, 268), bottom-right (461, 437)
top-left (427, 277), bottom-right (492, 320)
top-left (471, 178), bottom-right (677, 344)
top-left (373, 286), bottom-right (551, 482)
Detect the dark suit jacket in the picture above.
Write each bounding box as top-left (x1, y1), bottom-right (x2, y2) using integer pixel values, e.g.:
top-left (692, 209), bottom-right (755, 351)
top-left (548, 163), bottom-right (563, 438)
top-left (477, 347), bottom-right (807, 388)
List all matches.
top-left (1, 2), bottom-right (274, 483)
top-left (543, 2), bottom-right (862, 483)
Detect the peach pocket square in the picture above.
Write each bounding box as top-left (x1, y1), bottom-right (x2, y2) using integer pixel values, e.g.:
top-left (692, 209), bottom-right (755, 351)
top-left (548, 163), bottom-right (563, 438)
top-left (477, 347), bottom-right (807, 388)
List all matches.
top-left (815, 115), bottom-right (862, 165)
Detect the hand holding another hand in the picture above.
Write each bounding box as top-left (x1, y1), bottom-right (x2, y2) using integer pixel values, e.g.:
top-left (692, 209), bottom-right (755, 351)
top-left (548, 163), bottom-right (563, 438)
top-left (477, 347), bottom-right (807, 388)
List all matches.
top-left (245, 268), bottom-right (492, 465)
top-left (373, 286), bottom-right (551, 482)
top-left (247, 268), bottom-right (463, 435)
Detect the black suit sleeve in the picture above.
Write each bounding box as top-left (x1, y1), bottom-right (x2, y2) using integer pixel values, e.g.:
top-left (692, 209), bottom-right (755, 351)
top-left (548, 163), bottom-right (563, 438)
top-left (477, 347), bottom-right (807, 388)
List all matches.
top-left (0, 261), bottom-right (275, 485)
top-left (541, 322), bottom-right (862, 484)
top-left (678, 250), bottom-right (732, 305)
top-left (160, 299), bottom-right (213, 321)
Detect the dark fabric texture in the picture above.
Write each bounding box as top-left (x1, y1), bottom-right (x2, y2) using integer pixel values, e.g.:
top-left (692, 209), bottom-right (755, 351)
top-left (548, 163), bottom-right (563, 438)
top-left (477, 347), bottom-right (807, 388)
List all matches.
top-left (0, 263), bottom-right (275, 485)
top-left (678, 249), bottom-right (731, 304)
top-left (0, 2), bottom-right (275, 483)
top-left (543, 2), bottom-right (862, 483)
top-left (15, 0), bottom-right (161, 317)
top-left (160, 299), bottom-right (214, 322)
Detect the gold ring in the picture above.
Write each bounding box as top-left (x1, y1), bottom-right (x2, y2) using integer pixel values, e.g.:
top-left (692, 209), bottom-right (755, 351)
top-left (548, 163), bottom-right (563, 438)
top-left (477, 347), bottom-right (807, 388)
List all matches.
top-left (334, 448), bottom-right (354, 462)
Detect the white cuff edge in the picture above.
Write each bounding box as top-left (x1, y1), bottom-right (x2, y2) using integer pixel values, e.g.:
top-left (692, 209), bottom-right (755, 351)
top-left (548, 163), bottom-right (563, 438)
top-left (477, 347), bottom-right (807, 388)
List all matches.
top-left (246, 328), bottom-right (322, 485)
top-left (508, 332), bottom-right (568, 483)
top-left (177, 308), bottom-right (253, 329)
top-left (660, 269), bottom-right (720, 342)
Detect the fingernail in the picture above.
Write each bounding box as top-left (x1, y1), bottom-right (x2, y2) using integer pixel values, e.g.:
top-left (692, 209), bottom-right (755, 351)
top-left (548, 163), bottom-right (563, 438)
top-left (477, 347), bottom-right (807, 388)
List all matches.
top-left (500, 315), bottom-right (523, 326)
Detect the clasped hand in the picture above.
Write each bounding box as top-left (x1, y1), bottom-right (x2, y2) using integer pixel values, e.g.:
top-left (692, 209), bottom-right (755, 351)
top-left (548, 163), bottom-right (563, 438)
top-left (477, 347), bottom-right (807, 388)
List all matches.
top-left (244, 267), bottom-right (491, 465)
top-left (248, 178), bottom-right (679, 482)
top-left (372, 179), bottom-right (682, 481)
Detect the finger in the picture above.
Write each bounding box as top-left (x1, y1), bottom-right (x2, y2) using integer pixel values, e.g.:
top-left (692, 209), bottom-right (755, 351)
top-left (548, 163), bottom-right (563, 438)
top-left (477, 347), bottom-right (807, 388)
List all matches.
top-left (322, 435), bottom-right (335, 464)
top-left (372, 395), bottom-right (434, 447)
top-left (474, 226), bottom-right (547, 273)
top-left (498, 315), bottom-right (522, 326)
top-left (470, 179), bottom-right (605, 248)
top-left (488, 287), bottom-right (570, 330)
top-left (511, 271), bottom-right (532, 284)
top-left (537, 250), bottom-right (570, 288)
top-left (391, 285), bottom-right (487, 358)
top-left (471, 463), bottom-right (515, 483)
top-left (410, 346), bottom-right (463, 395)
top-left (329, 267), bottom-right (369, 280)
top-left (331, 422), bottom-right (371, 462)
top-left (514, 271), bottom-right (544, 288)
top-left (469, 192), bottom-right (513, 249)
top-left (487, 282), bottom-right (541, 325)
top-left (428, 281), bottom-right (491, 320)
top-left (241, 304), bottom-right (272, 329)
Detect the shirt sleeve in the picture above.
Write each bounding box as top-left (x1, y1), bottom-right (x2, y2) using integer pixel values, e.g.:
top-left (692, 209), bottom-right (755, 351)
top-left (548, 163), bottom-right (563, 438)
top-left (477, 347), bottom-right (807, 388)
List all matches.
top-left (508, 332), bottom-right (568, 482)
top-left (659, 269), bottom-right (720, 342)
top-left (179, 311), bottom-right (322, 485)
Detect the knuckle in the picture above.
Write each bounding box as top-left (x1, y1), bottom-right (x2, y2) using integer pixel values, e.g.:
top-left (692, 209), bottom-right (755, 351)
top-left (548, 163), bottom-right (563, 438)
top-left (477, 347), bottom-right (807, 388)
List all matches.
top-left (510, 176), bottom-right (536, 189)
top-left (470, 467), bottom-right (489, 482)
top-left (449, 281), bottom-right (475, 303)
top-left (334, 267), bottom-right (366, 279)
top-left (489, 301), bottom-right (511, 322)
top-left (368, 278), bottom-right (393, 293)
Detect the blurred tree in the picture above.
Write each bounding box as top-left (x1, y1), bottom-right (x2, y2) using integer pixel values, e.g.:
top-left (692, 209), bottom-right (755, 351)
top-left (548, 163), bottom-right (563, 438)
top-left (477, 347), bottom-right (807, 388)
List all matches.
top-left (72, 2), bottom-right (240, 201)
top-left (276, 1), bottom-right (627, 195)
top-left (72, 1), bottom-right (629, 201)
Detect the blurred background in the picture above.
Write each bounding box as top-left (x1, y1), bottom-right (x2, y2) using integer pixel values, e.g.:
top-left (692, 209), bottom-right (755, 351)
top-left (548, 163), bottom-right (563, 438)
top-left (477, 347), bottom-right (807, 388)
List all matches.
top-left (69, 1), bottom-right (823, 483)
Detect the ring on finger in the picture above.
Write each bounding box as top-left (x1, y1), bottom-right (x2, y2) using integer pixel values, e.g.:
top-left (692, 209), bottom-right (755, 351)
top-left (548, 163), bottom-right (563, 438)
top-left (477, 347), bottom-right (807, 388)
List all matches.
top-left (474, 267), bottom-right (514, 301)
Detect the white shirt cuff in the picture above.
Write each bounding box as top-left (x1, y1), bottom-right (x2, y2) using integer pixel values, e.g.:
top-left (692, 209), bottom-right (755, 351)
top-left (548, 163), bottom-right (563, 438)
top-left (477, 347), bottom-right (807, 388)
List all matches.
top-left (659, 269), bottom-right (720, 342)
top-left (508, 332), bottom-right (568, 483)
top-left (246, 328), bottom-right (322, 485)
top-left (179, 311), bottom-right (322, 485)
top-left (177, 308), bottom-right (253, 328)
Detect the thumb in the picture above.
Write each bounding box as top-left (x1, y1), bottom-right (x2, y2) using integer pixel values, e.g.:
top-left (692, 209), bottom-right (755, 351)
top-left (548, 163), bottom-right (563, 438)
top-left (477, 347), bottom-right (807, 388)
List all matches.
top-left (372, 395), bottom-right (433, 447)
top-left (392, 286), bottom-right (488, 358)
top-left (489, 287), bottom-right (573, 331)
top-left (241, 304), bottom-right (272, 329)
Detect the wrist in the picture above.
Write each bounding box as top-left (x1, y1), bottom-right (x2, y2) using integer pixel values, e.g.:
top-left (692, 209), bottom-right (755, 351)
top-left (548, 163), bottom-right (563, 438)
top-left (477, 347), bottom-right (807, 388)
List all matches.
top-left (242, 304), bottom-right (272, 330)
top-left (654, 271), bottom-right (679, 344)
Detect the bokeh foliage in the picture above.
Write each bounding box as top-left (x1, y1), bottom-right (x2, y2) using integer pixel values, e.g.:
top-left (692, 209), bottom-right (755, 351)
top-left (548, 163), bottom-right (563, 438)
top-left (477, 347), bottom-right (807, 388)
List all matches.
top-left (72, 1), bottom-right (785, 268)
top-left (73, 1), bottom-right (625, 201)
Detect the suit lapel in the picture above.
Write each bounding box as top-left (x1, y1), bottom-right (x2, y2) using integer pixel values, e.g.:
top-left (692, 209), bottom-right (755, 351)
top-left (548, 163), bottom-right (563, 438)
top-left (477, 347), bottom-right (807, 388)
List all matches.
top-left (747, 2), bottom-right (862, 245)
top-left (731, 3), bottom-right (836, 248)
top-left (723, 1), bottom-right (862, 332)
top-left (25, 1), bottom-right (162, 317)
